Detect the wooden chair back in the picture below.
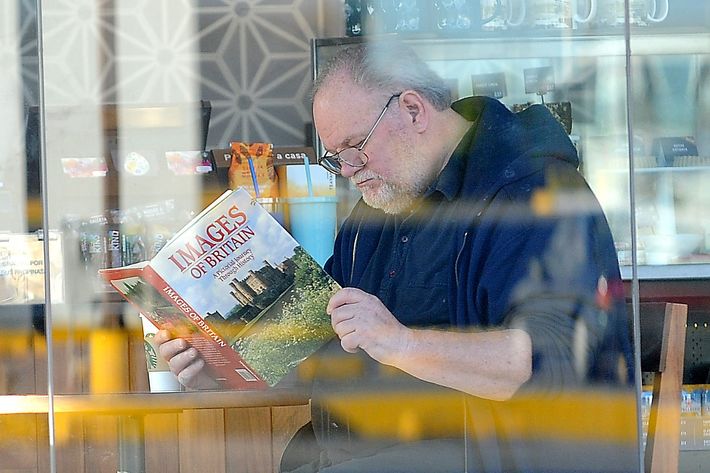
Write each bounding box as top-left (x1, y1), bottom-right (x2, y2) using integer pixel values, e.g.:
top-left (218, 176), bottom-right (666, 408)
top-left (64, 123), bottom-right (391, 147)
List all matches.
top-left (635, 302), bottom-right (688, 473)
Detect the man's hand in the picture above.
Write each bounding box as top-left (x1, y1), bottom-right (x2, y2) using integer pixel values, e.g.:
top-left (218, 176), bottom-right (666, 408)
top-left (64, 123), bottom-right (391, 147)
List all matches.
top-left (327, 288), bottom-right (532, 401)
top-left (327, 287), bottom-right (412, 366)
top-left (154, 330), bottom-right (219, 390)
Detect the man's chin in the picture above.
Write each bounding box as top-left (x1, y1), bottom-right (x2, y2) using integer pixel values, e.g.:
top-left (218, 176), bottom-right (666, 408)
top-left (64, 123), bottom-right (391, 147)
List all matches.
top-left (362, 191), bottom-right (414, 215)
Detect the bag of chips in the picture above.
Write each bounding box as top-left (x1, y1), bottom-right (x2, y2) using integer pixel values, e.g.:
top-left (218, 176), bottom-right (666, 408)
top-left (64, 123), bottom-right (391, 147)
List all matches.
top-left (228, 142), bottom-right (279, 198)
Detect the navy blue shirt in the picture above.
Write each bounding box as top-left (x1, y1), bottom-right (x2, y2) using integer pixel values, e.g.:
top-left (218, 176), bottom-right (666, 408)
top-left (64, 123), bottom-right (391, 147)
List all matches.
top-left (349, 121), bottom-right (475, 328)
top-left (312, 97), bottom-right (634, 472)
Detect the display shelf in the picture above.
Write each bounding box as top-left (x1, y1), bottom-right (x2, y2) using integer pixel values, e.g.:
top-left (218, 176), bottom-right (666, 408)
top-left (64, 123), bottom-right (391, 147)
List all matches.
top-left (621, 263), bottom-right (710, 281)
top-left (593, 166), bottom-right (710, 175)
top-left (314, 31), bottom-right (710, 63)
top-left (314, 33), bottom-right (710, 282)
top-left (635, 166), bottom-right (710, 174)
top-left (597, 166), bottom-right (710, 175)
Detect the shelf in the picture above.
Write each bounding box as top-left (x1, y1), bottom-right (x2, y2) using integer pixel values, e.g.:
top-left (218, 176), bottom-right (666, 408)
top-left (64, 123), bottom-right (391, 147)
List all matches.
top-left (621, 263), bottom-right (710, 280)
top-left (635, 166), bottom-right (710, 174)
top-left (419, 33), bottom-right (710, 60)
top-left (597, 166), bottom-right (710, 175)
top-left (315, 31), bottom-right (710, 62)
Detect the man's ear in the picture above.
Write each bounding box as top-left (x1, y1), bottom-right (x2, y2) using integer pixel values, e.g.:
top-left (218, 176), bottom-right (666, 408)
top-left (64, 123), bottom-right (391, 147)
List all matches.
top-left (400, 91), bottom-right (428, 133)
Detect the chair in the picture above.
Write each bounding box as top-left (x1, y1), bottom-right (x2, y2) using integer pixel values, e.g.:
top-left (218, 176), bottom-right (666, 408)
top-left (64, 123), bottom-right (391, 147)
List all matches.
top-left (635, 302), bottom-right (688, 473)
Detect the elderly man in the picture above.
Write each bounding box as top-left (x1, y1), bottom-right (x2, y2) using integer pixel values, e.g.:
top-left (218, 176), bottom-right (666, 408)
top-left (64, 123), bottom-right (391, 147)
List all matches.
top-left (157, 41), bottom-right (636, 473)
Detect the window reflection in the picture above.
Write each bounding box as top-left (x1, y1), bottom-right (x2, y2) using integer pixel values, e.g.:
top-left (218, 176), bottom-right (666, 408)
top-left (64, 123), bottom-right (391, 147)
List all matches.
top-left (0, 1), bottom-right (709, 472)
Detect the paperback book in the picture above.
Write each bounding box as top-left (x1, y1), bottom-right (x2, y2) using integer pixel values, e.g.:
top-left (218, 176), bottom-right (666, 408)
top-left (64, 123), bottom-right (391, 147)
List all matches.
top-left (100, 188), bottom-right (338, 389)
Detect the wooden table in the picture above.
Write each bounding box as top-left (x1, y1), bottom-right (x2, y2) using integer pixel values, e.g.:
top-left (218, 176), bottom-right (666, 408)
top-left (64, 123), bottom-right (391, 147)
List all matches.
top-left (0, 390), bottom-right (311, 473)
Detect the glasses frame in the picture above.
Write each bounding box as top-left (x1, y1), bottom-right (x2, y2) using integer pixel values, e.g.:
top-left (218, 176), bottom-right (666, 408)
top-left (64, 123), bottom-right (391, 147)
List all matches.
top-left (318, 93), bottom-right (402, 175)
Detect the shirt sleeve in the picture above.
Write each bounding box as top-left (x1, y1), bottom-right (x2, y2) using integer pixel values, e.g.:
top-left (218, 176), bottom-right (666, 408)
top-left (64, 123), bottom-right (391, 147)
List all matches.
top-left (477, 206), bottom-right (622, 394)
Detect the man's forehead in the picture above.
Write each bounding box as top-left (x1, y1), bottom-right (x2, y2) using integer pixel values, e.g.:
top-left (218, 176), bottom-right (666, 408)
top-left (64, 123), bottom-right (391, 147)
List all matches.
top-left (315, 110), bottom-right (362, 150)
top-left (314, 84), bottom-right (374, 148)
top-left (317, 76), bottom-right (364, 108)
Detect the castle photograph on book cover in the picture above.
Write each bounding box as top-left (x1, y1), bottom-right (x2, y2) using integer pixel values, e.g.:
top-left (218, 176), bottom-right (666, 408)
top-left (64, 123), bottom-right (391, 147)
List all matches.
top-left (101, 188), bottom-right (338, 389)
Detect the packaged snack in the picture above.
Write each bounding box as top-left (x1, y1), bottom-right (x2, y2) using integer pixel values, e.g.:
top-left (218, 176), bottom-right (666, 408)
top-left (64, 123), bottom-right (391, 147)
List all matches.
top-left (228, 142), bottom-right (278, 198)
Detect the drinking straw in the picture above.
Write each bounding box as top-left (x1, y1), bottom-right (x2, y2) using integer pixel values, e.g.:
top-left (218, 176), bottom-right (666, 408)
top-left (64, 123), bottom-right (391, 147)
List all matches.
top-left (247, 156), bottom-right (260, 198)
top-left (302, 154), bottom-right (314, 197)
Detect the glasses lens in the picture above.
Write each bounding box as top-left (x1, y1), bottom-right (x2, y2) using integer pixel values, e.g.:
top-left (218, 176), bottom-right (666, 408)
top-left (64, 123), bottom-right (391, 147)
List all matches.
top-left (319, 156), bottom-right (342, 174)
top-left (339, 148), bottom-right (366, 168)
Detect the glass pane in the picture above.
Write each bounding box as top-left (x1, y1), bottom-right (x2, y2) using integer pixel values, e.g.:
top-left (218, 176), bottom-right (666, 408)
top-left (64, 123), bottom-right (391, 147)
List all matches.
top-left (629, 2), bottom-right (710, 472)
top-left (311, 1), bottom-right (639, 472)
top-left (36, 0), bottom-right (329, 472)
top-left (20, 0), bottom-right (710, 471)
top-left (0, 0), bottom-right (51, 471)
top-left (629, 5), bottom-right (710, 277)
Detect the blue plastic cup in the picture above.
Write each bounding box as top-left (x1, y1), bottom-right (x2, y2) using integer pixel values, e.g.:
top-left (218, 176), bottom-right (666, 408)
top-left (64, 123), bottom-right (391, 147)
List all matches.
top-left (286, 196), bottom-right (338, 267)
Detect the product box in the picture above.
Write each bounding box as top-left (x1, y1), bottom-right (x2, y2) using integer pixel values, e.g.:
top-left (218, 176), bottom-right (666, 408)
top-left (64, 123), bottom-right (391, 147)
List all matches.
top-left (680, 417), bottom-right (697, 450)
top-left (274, 146), bottom-right (336, 198)
top-left (60, 157), bottom-right (109, 178)
top-left (700, 417), bottom-right (710, 449)
top-left (165, 150), bottom-right (213, 175)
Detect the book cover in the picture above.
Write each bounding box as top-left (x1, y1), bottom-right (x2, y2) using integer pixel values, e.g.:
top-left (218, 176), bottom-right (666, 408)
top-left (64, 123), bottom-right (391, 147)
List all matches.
top-left (100, 188), bottom-right (338, 389)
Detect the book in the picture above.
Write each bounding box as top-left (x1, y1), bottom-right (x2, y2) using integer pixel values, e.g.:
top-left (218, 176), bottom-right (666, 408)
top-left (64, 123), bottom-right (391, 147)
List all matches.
top-left (99, 187), bottom-right (338, 389)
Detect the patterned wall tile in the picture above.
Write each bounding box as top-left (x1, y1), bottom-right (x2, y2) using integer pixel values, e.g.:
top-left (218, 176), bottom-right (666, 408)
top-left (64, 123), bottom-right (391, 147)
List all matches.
top-left (193, 0), bottom-right (328, 147)
top-left (32, 0), bottom-right (341, 149)
top-left (18, 0), bottom-right (39, 107)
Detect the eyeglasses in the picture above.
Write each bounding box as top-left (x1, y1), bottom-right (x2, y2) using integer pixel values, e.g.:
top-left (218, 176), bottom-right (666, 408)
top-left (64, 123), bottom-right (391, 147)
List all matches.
top-left (318, 93), bottom-right (401, 176)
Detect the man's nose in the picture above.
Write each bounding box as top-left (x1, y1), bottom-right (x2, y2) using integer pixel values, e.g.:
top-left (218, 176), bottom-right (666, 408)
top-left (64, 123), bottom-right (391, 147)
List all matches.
top-left (339, 162), bottom-right (358, 179)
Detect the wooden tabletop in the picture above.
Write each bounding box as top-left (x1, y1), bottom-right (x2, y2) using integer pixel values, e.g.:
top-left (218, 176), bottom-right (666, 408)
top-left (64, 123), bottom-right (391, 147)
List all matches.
top-left (0, 389), bottom-right (310, 415)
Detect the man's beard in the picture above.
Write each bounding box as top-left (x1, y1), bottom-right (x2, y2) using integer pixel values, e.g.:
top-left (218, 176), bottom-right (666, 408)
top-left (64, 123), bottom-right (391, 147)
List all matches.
top-left (351, 169), bottom-right (427, 214)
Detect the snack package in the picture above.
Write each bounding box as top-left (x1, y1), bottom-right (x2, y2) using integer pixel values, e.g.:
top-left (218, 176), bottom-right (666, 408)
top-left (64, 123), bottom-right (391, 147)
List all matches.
top-left (228, 142), bottom-right (278, 198)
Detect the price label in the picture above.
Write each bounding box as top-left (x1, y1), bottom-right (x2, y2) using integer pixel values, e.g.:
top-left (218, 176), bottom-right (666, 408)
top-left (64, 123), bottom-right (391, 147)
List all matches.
top-left (653, 136), bottom-right (698, 166)
top-left (524, 66), bottom-right (555, 95)
top-left (471, 72), bottom-right (507, 99)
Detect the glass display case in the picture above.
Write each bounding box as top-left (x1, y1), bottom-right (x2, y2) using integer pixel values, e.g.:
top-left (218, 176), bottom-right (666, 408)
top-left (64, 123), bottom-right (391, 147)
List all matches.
top-left (2, 0), bottom-right (710, 472)
top-left (314, 7), bottom-right (710, 281)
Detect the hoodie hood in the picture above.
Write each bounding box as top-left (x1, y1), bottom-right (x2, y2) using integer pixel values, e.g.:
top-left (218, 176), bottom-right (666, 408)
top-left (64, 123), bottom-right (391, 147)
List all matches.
top-left (451, 96), bottom-right (579, 203)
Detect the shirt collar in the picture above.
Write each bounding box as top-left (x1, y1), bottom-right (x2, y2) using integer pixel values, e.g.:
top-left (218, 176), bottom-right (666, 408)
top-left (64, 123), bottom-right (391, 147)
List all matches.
top-left (424, 119), bottom-right (478, 201)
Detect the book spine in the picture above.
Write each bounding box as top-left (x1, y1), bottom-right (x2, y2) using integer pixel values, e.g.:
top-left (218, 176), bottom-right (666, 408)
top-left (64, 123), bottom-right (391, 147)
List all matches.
top-left (139, 266), bottom-right (268, 390)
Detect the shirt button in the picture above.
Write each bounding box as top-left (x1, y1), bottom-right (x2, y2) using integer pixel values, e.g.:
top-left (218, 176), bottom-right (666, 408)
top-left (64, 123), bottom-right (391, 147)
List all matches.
top-left (401, 236), bottom-right (409, 243)
top-left (389, 270), bottom-right (396, 278)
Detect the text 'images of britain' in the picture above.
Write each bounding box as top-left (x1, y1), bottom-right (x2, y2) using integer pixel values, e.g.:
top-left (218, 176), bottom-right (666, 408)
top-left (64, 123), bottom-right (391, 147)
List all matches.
top-left (100, 188), bottom-right (338, 389)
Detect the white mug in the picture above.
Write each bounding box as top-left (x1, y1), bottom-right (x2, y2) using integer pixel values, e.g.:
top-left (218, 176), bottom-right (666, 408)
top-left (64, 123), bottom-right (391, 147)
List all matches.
top-left (573, 0), bottom-right (597, 25)
top-left (646, 0), bottom-right (669, 23)
top-left (480, 0), bottom-right (527, 31)
top-left (599, 0), bottom-right (669, 26)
